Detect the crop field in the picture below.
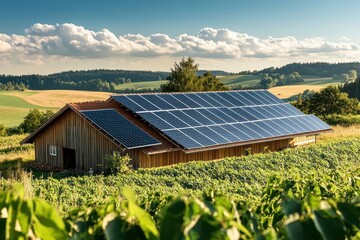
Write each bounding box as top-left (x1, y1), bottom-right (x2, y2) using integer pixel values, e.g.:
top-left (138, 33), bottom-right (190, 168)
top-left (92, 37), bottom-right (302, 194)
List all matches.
top-left (0, 135), bottom-right (359, 238)
top-left (0, 90), bottom-right (110, 127)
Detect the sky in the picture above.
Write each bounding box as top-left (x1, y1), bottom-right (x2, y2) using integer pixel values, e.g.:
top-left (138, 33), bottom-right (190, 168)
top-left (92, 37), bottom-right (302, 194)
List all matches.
top-left (1, 0), bottom-right (360, 74)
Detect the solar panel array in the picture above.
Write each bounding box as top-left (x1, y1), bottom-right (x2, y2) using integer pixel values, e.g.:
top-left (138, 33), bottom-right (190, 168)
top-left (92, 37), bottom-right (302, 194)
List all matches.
top-left (112, 90), bottom-right (331, 149)
top-left (81, 109), bottom-right (161, 149)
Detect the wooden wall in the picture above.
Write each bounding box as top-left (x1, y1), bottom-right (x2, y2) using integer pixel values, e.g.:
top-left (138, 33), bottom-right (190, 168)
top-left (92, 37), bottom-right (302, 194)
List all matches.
top-left (136, 138), bottom-right (292, 168)
top-left (34, 109), bottom-right (122, 171)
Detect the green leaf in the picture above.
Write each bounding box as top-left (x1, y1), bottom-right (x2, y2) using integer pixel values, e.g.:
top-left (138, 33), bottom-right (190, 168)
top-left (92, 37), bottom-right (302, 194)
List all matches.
top-left (285, 217), bottom-right (321, 240)
top-left (337, 202), bottom-right (360, 229)
top-left (160, 199), bottom-right (186, 240)
top-left (282, 199), bottom-right (301, 216)
top-left (123, 188), bottom-right (159, 239)
top-left (103, 213), bottom-right (127, 240)
top-left (255, 227), bottom-right (277, 240)
top-left (32, 199), bottom-right (68, 240)
top-left (313, 210), bottom-right (345, 240)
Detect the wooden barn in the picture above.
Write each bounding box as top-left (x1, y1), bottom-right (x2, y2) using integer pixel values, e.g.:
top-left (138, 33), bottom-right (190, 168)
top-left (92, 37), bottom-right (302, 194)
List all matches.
top-left (21, 90), bottom-right (332, 170)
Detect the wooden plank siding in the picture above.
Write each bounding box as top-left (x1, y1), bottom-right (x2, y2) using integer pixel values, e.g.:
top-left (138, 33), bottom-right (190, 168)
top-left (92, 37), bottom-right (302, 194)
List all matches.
top-left (136, 138), bottom-right (292, 168)
top-left (34, 109), bottom-right (122, 171)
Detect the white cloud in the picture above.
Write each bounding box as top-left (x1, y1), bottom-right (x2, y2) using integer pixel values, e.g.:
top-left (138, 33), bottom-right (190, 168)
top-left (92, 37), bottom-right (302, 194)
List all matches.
top-left (0, 23), bottom-right (359, 69)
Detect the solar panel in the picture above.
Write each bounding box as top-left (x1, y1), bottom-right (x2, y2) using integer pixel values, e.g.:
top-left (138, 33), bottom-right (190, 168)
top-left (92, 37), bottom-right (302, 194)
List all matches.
top-left (81, 109), bottom-right (161, 149)
top-left (111, 90), bottom-right (331, 149)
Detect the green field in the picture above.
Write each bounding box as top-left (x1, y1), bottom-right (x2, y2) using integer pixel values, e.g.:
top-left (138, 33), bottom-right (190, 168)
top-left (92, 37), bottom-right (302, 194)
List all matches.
top-left (0, 92), bottom-right (58, 127)
top-left (218, 74), bottom-right (262, 88)
top-left (115, 80), bottom-right (168, 90)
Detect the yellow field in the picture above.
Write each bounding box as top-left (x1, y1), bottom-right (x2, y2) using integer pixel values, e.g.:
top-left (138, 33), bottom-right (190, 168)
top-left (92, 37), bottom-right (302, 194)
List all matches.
top-left (269, 85), bottom-right (324, 99)
top-left (8, 90), bottom-right (111, 108)
top-left (317, 125), bottom-right (360, 143)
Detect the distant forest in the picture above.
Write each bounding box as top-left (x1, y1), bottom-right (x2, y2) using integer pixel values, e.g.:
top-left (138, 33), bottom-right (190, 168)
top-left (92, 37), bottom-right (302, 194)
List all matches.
top-left (257, 62), bottom-right (360, 76)
top-left (0, 69), bottom-right (231, 92)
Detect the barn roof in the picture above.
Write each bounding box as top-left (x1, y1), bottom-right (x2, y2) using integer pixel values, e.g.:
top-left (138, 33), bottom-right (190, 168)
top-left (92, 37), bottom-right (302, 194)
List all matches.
top-left (110, 90), bottom-right (332, 151)
top-left (22, 90), bottom-right (332, 154)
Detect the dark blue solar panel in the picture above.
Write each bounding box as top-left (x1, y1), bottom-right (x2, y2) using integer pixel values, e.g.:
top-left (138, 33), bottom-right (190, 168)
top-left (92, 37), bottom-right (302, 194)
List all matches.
top-left (242, 122), bottom-right (273, 138)
top-left (182, 109), bottom-right (215, 125)
top-left (209, 125), bottom-right (241, 142)
top-left (221, 124), bottom-right (253, 141)
top-left (181, 128), bottom-right (217, 147)
top-left (198, 93), bottom-right (224, 107)
top-left (111, 91), bottom-right (331, 150)
top-left (81, 109), bottom-right (160, 149)
top-left (261, 105), bottom-right (283, 118)
top-left (266, 119), bottom-right (293, 135)
top-left (154, 111), bottom-right (189, 128)
top-left (254, 121), bottom-right (282, 136)
top-left (172, 94), bottom-right (201, 108)
top-left (196, 126), bottom-right (230, 144)
top-left (138, 112), bottom-right (174, 130)
top-left (221, 108), bottom-right (247, 122)
top-left (280, 118), bottom-right (307, 132)
top-left (242, 107), bottom-right (267, 120)
top-left (307, 115), bottom-right (331, 130)
top-left (208, 108), bottom-right (236, 123)
top-left (298, 116), bottom-right (323, 131)
top-left (127, 95), bottom-right (160, 111)
top-left (230, 92), bottom-right (253, 105)
top-left (170, 110), bottom-right (202, 127)
top-left (197, 109), bottom-right (226, 124)
top-left (212, 92), bottom-right (235, 107)
top-left (186, 94), bottom-right (213, 107)
top-left (158, 94), bottom-right (189, 109)
top-left (270, 105), bottom-right (291, 117)
top-left (283, 104), bottom-right (305, 116)
top-left (111, 96), bottom-right (145, 112)
top-left (253, 106), bottom-right (277, 118)
top-left (252, 91), bottom-right (273, 105)
top-left (163, 129), bottom-right (202, 149)
top-left (142, 95), bottom-right (175, 110)
top-left (240, 92), bottom-right (263, 105)
top-left (216, 92), bottom-right (246, 106)
top-left (233, 123), bottom-right (263, 139)
top-left (231, 107), bottom-right (258, 121)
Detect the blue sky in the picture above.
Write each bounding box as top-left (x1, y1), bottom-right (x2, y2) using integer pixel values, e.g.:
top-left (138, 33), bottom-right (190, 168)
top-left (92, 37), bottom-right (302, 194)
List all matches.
top-left (1, 0), bottom-right (360, 74)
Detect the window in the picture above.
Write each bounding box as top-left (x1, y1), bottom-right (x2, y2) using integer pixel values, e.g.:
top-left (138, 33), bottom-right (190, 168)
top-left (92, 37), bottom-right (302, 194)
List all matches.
top-left (49, 145), bottom-right (57, 156)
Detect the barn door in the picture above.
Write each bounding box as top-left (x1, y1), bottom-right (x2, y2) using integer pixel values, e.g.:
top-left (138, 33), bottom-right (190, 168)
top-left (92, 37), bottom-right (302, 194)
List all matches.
top-left (63, 148), bottom-right (76, 169)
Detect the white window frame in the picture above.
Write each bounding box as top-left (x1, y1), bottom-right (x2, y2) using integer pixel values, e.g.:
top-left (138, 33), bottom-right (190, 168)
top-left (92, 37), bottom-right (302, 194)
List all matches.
top-left (49, 145), bottom-right (57, 156)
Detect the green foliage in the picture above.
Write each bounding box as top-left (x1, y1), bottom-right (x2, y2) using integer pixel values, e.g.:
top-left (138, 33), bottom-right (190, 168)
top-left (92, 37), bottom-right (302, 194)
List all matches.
top-left (292, 85), bottom-right (360, 116)
top-left (18, 109), bottom-right (54, 133)
top-left (0, 184), bottom-right (67, 239)
top-left (342, 75), bottom-right (360, 100)
top-left (259, 72), bottom-right (303, 89)
top-left (104, 154), bottom-right (132, 174)
top-left (321, 114), bottom-right (360, 126)
top-left (0, 124), bottom-right (5, 137)
top-left (161, 57), bottom-right (228, 92)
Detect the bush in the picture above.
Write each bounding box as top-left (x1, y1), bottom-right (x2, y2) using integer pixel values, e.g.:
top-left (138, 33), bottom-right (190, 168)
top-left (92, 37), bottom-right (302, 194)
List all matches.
top-left (104, 154), bottom-right (132, 174)
top-left (321, 114), bottom-right (360, 126)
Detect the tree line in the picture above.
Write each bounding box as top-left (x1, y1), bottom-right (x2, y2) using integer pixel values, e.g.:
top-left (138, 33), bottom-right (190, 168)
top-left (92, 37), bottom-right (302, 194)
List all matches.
top-left (257, 62), bottom-right (360, 76)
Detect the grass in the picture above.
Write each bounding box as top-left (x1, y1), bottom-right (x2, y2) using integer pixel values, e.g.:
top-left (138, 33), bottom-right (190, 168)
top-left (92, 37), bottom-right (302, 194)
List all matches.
top-left (115, 80), bottom-right (167, 90)
top-left (218, 74), bottom-right (262, 88)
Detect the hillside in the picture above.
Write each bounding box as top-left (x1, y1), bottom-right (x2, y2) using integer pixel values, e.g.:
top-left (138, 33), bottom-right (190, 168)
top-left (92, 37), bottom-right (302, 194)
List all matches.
top-left (258, 62), bottom-right (360, 76)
